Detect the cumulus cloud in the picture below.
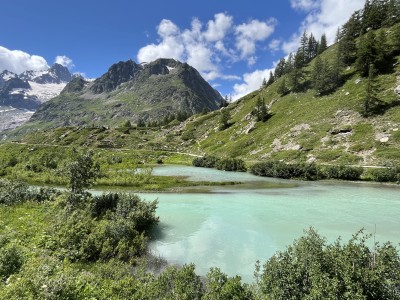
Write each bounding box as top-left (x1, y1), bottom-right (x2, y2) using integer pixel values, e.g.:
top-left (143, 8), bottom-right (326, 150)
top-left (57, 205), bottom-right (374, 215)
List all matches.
top-left (235, 19), bottom-right (276, 61)
top-left (203, 13), bottom-right (233, 42)
top-left (283, 0), bottom-right (365, 54)
top-left (0, 46), bottom-right (49, 74)
top-left (137, 13), bottom-right (276, 82)
top-left (269, 39), bottom-right (282, 52)
top-left (232, 68), bottom-right (274, 100)
top-left (54, 55), bottom-right (75, 69)
top-left (291, 0), bottom-right (319, 11)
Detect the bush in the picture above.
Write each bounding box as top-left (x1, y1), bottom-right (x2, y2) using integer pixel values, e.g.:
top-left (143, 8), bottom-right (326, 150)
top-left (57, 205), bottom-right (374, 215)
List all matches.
top-left (193, 156), bottom-right (246, 172)
top-left (0, 243), bottom-right (24, 281)
top-left (250, 161), bottom-right (320, 180)
top-left (368, 166), bottom-right (400, 183)
top-left (321, 165), bottom-right (364, 180)
top-left (259, 228), bottom-right (400, 299)
top-left (215, 158), bottom-right (247, 172)
top-left (148, 264), bottom-right (203, 300)
top-left (0, 179), bottom-right (56, 205)
top-left (203, 267), bottom-right (253, 300)
top-left (192, 155), bottom-right (219, 168)
top-left (47, 193), bottom-right (159, 262)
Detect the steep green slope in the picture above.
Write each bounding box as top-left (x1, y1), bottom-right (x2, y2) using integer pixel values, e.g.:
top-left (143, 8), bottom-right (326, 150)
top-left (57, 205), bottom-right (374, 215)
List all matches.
top-left (179, 44), bottom-right (400, 166)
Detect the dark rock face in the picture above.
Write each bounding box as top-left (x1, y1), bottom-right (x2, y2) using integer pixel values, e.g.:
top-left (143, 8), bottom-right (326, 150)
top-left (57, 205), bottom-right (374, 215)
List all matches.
top-left (0, 78), bottom-right (39, 110)
top-left (61, 77), bottom-right (88, 94)
top-left (19, 63), bottom-right (72, 84)
top-left (0, 70), bottom-right (17, 88)
top-left (2, 77), bottom-right (31, 92)
top-left (90, 60), bottom-right (142, 93)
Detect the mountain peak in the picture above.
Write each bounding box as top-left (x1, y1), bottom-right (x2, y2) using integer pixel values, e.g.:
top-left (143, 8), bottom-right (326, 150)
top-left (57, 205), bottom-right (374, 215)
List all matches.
top-left (0, 70), bottom-right (18, 88)
top-left (90, 60), bottom-right (142, 94)
top-left (19, 64), bottom-right (72, 84)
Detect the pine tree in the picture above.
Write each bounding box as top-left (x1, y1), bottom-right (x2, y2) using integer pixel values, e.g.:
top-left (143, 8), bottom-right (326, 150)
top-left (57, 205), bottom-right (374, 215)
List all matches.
top-left (255, 97), bottom-right (270, 122)
top-left (266, 71), bottom-right (275, 86)
top-left (318, 34), bottom-right (328, 54)
top-left (275, 58), bottom-right (286, 78)
top-left (219, 109), bottom-right (231, 130)
top-left (285, 53), bottom-right (295, 74)
top-left (307, 33), bottom-right (319, 60)
top-left (363, 64), bottom-right (381, 116)
top-left (331, 35), bottom-right (343, 87)
top-left (311, 55), bottom-right (325, 94)
top-left (289, 51), bottom-right (304, 92)
top-left (356, 30), bottom-right (377, 76)
top-left (220, 95), bottom-right (229, 108)
top-left (340, 11), bottom-right (361, 65)
top-left (261, 78), bottom-right (267, 88)
top-left (300, 31), bottom-right (309, 65)
top-left (384, 0), bottom-right (400, 26)
top-left (392, 23), bottom-right (400, 53)
top-left (375, 30), bottom-right (390, 72)
top-left (277, 78), bottom-right (289, 96)
top-left (362, 0), bottom-right (387, 31)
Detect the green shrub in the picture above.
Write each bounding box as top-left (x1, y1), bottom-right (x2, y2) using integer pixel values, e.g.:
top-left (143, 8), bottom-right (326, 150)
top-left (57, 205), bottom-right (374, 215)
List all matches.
top-left (259, 228), bottom-right (400, 299)
top-left (47, 193), bottom-right (159, 263)
top-left (192, 155), bottom-right (219, 168)
top-left (193, 156), bottom-right (246, 172)
top-left (0, 243), bottom-right (24, 281)
top-left (368, 166), bottom-right (400, 182)
top-left (321, 165), bottom-right (364, 180)
top-left (250, 161), bottom-right (320, 180)
top-left (215, 158), bottom-right (247, 172)
top-left (0, 179), bottom-right (59, 205)
top-left (148, 264), bottom-right (203, 300)
top-left (203, 267), bottom-right (253, 300)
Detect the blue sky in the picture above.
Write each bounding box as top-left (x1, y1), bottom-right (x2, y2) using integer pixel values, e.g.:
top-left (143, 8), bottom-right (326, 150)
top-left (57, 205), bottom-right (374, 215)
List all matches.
top-left (0, 0), bottom-right (365, 99)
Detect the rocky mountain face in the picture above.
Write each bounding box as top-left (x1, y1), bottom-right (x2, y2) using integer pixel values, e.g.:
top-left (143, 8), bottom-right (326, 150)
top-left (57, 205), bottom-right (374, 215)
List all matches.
top-left (0, 64), bottom-right (72, 132)
top-left (0, 77), bottom-right (39, 110)
top-left (28, 58), bottom-right (223, 128)
top-left (0, 63), bottom-right (72, 109)
top-left (19, 63), bottom-right (72, 84)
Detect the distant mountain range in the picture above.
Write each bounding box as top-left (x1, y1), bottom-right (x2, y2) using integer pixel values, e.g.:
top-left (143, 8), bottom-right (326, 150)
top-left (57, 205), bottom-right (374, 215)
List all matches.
top-left (0, 63), bottom-right (73, 110)
top-left (26, 58), bottom-right (223, 129)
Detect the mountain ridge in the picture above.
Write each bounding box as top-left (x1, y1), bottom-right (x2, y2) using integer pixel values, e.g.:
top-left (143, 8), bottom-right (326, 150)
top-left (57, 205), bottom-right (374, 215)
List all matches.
top-left (22, 58), bottom-right (223, 130)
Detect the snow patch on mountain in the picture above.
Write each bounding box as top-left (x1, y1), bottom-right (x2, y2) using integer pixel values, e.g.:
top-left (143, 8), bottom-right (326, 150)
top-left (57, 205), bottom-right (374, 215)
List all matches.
top-left (27, 81), bottom-right (67, 103)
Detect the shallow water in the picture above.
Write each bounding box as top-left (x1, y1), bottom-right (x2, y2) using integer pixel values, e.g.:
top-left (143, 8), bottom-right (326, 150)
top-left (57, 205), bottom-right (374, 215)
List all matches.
top-left (138, 165), bottom-right (400, 282)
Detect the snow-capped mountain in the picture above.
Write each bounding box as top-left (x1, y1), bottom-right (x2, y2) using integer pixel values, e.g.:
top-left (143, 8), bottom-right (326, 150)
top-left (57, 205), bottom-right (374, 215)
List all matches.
top-left (19, 63), bottom-right (72, 84)
top-left (0, 63), bottom-right (72, 131)
top-left (0, 70), bottom-right (18, 89)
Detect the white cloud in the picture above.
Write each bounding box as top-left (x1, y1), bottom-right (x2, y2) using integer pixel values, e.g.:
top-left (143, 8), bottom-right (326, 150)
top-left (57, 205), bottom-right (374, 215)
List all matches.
top-left (283, 0), bottom-right (365, 54)
top-left (269, 39), bottom-right (282, 52)
top-left (291, 0), bottom-right (319, 11)
top-left (157, 19), bottom-right (180, 38)
top-left (203, 13), bottom-right (233, 42)
top-left (0, 46), bottom-right (49, 74)
top-left (54, 55), bottom-right (74, 69)
top-left (235, 19), bottom-right (276, 62)
top-left (232, 68), bottom-right (274, 100)
top-left (137, 13), bottom-right (276, 82)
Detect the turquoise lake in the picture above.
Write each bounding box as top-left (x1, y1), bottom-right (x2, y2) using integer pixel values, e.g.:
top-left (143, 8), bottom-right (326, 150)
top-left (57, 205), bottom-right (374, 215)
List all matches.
top-left (137, 165), bottom-right (400, 282)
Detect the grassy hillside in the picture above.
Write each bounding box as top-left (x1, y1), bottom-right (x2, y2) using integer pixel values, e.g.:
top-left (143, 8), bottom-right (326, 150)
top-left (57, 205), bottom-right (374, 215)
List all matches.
top-left (3, 27), bottom-right (400, 167)
top-left (179, 36), bottom-right (400, 166)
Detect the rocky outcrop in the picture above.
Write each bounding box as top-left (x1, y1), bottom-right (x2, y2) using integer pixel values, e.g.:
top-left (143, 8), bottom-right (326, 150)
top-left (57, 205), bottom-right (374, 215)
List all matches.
top-left (90, 60), bottom-right (142, 93)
